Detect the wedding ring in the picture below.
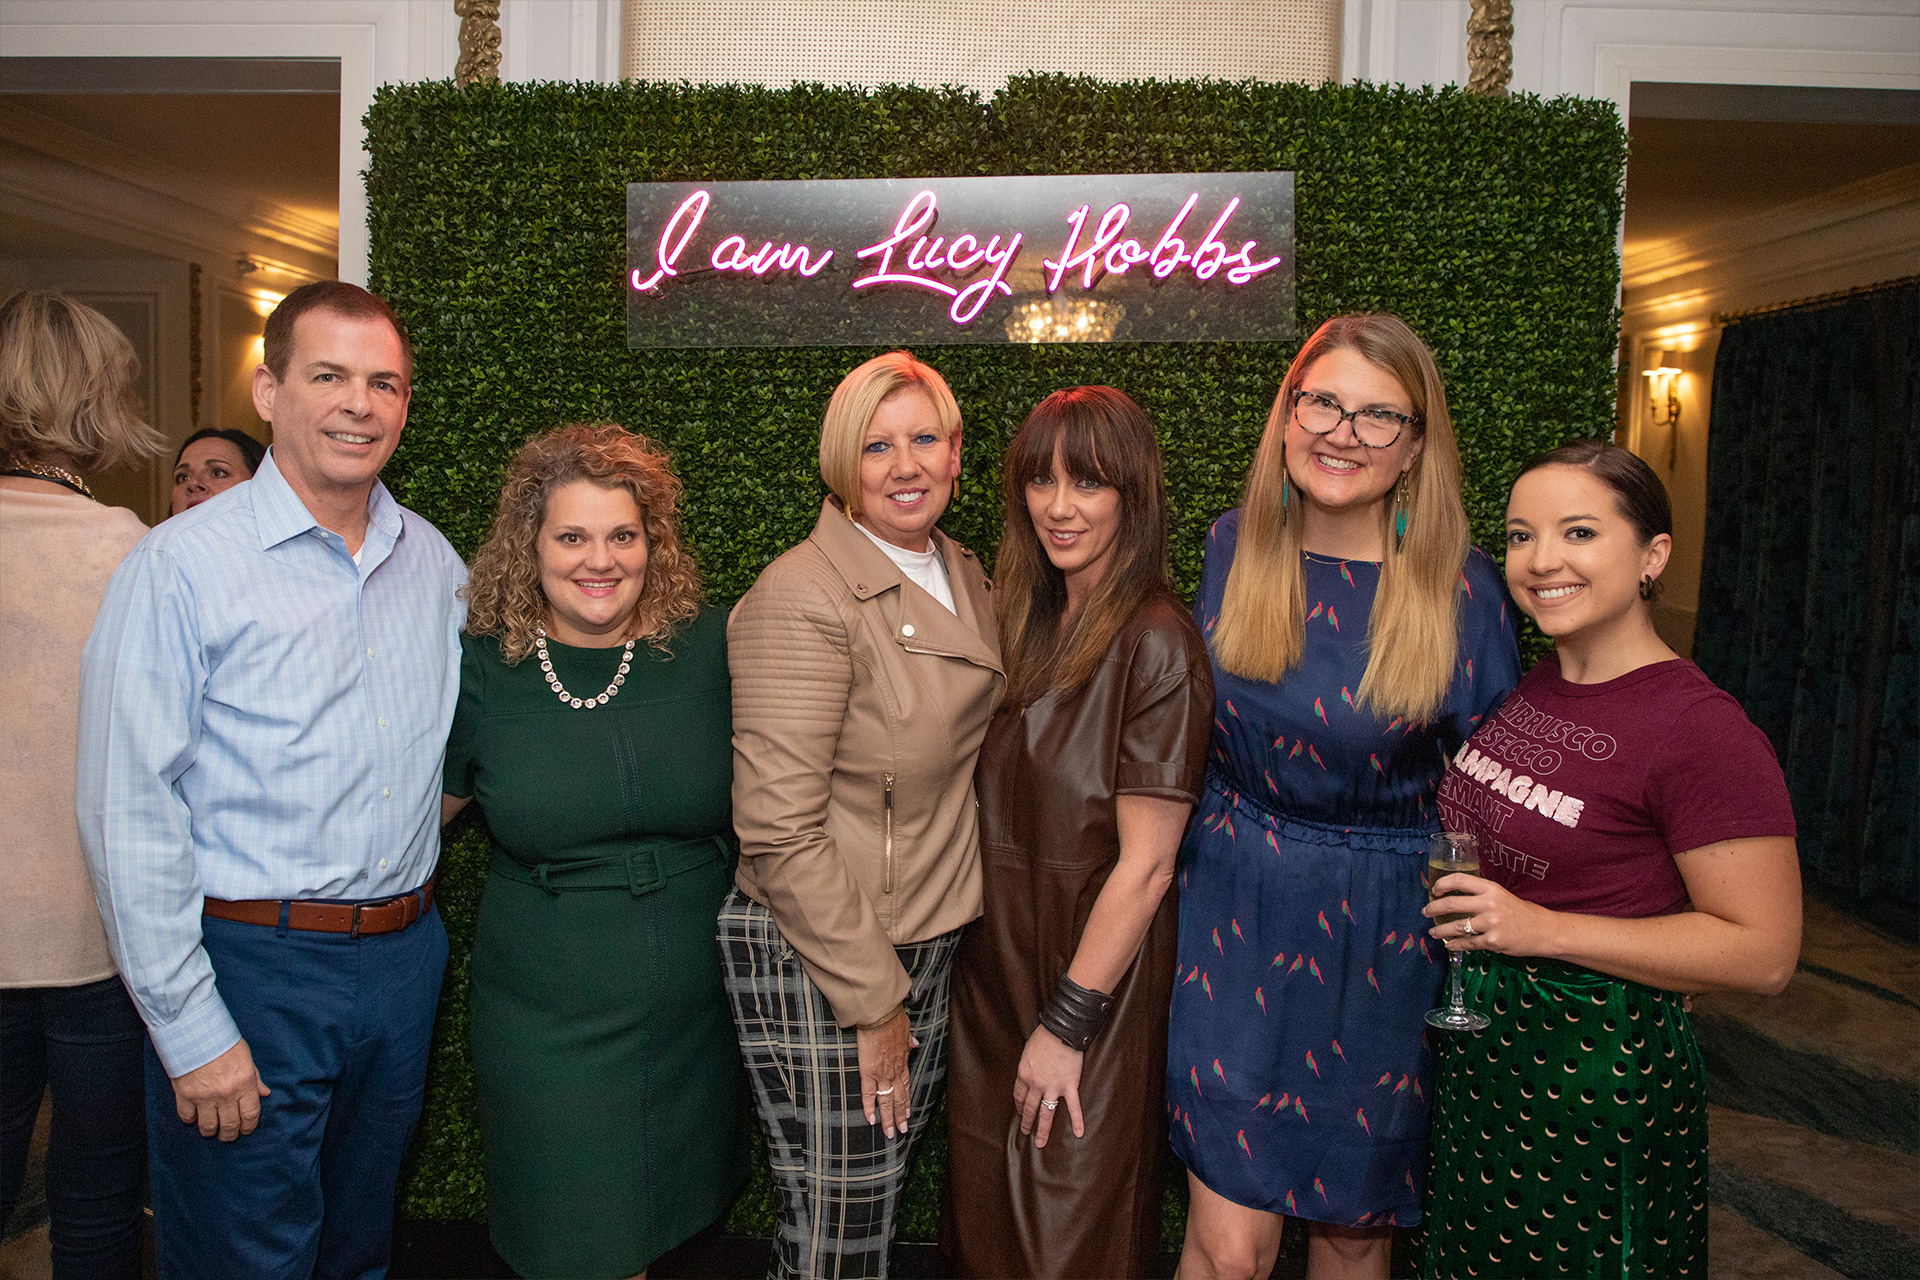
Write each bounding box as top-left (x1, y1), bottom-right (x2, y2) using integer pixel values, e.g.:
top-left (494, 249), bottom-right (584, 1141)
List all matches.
top-left (1462, 921), bottom-right (1475, 936)
top-left (875, 1086), bottom-right (895, 1096)
top-left (1041, 1099), bottom-right (1059, 1110)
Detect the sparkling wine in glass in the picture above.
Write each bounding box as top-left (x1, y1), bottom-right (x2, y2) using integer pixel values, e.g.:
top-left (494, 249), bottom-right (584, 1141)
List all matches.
top-left (1424, 831), bottom-right (1489, 1032)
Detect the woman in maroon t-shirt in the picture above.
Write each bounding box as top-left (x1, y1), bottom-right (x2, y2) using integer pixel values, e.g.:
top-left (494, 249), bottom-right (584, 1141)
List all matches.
top-left (1415, 441), bottom-right (1801, 1280)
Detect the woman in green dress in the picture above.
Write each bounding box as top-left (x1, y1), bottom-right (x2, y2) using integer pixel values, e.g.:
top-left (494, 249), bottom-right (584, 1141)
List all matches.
top-left (441, 423), bottom-right (748, 1279)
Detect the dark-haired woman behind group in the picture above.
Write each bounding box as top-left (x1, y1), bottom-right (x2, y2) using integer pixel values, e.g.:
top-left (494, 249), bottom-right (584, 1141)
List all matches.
top-left (946, 387), bottom-right (1212, 1278)
top-left (169, 427), bottom-right (265, 516)
top-left (1417, 441), bottom-right (1800, 1280)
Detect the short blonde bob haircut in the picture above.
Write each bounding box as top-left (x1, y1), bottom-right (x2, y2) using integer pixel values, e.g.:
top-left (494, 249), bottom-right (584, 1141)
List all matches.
top-left (463, 423), bottom-right (703, 664)
top-left (0, 290), bottom-right (166, 473)
top-left (1211, 312), bottom-right (1470, 725)
top-left (818, 351), bottom-right (961, 517)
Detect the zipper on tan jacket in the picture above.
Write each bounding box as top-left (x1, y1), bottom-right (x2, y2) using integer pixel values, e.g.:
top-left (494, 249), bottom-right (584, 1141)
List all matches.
top-left (883, 772), bottom-right (896, 894)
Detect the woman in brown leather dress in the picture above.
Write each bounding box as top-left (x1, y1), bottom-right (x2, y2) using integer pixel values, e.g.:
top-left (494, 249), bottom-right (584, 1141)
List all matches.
top-left (945, 386), bottom-right (1213, 1278)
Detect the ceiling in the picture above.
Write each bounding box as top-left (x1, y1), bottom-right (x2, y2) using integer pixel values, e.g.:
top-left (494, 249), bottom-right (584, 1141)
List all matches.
top-left (1622, 85), bottom-right (1920, 255)
top-left (4, 92), bottom-right (341, 231)
top-left (1623, 116), bottom-right (1920, 252)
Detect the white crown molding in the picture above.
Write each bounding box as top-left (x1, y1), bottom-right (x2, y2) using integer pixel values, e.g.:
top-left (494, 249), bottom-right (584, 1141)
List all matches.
top-left (1343, 1), bottom-right (1920, 103)
top-left (0, 100), bottom-right (340, 261)
top-left (1564, 6), bottom-right (1920, 114)
top-left (1624, 232), bottom-right (1917, 327)
top-left (1621, 161), bottom-right (1920, 326)
top-left (1623, 162), bottom-right (1920, 287)
top-left (0, 140), bottom-right (337, 283)
top-left (0, 155), bottom-right (337, 288)
top-left (0, 3), bottom-right (432, 285)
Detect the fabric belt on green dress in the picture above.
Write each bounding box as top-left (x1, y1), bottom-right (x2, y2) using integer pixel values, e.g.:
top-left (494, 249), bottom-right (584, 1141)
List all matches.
top-left (489, 834), bottom-right (732, 896)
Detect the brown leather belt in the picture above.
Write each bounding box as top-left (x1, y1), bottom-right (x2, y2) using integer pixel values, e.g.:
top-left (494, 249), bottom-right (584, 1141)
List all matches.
top-left (202, 879), bottom-right (436, 938)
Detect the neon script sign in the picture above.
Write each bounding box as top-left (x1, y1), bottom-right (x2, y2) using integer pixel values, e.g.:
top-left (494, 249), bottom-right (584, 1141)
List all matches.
top-left (626, 172), bottom-right (1294, 348)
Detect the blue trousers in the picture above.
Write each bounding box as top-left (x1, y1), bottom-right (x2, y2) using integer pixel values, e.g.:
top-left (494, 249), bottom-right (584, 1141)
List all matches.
top-left (0, 976), bottom-right (147, 1280)
top-left (144, 907), bottom-right (448, 1280)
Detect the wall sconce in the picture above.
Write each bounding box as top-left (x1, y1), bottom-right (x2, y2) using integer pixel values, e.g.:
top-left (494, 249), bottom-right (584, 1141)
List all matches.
top-left (1642, 351), bottom-right (1682, 468)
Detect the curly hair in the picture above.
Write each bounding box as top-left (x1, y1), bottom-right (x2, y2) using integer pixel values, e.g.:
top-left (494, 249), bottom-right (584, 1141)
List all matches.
top-left (463, 423), bottom-right (703, 663)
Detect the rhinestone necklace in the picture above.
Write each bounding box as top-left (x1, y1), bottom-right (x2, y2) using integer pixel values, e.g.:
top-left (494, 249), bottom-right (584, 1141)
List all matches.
top-left (535, 628), bottom-right (634, 709)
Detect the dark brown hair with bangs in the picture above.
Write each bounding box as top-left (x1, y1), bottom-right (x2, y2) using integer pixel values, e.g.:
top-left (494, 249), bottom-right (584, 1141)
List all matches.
top-left (996, 385), bottom-right (1175, 704)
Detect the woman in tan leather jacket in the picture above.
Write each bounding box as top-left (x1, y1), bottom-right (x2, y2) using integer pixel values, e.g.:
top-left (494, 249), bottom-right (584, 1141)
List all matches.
top-left (944, 386), bottom-right (1213, 1278)
top-left (719, 351), bottom-right (1003, 1280)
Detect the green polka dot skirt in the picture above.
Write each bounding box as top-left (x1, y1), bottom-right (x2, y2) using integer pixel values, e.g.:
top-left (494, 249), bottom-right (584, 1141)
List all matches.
top-left (1415, 952), bottom-right (1706, 1279)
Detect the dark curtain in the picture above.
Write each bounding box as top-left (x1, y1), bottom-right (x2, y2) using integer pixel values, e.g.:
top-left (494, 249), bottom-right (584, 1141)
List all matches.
top-left (1694, 279), bottom-right (1919, 907)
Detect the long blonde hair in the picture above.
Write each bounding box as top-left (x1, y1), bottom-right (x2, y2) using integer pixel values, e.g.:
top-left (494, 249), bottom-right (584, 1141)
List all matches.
top-left (464, 423), bottom-right (703, 662)
top-left (1211, 313), bottom-right (1469, 724)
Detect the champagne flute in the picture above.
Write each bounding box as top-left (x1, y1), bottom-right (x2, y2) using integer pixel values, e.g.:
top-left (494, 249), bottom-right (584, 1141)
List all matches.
top-left (1424, 831), bottom-right (1489, 1032)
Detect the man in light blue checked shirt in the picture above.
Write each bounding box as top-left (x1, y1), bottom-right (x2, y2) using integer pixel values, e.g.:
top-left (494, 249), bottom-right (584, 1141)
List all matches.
top-left (77, 282), bottom-right (466, 1280)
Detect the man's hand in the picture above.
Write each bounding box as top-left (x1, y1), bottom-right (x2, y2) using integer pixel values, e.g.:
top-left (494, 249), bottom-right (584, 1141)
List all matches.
top-left (171, 1038), bottom-right (270, 1141)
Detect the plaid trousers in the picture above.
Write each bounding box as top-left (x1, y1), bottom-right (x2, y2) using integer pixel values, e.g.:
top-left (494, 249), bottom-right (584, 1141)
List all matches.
top-left (718, 888), bottom-right (961, 1280)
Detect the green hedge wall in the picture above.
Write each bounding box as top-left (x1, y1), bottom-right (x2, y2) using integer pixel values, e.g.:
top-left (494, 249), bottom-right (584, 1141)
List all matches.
top-left (367, 76), bottom-right (1625, 1231)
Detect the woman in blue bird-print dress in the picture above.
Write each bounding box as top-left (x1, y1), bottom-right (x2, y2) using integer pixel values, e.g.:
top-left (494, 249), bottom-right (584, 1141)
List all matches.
top-left (1168, 314), bottom-right (1520, 1280)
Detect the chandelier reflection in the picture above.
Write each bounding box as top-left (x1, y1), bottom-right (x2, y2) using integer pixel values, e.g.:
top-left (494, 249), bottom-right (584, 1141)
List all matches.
top-left (1004, 296), bottom-right (1125, 344)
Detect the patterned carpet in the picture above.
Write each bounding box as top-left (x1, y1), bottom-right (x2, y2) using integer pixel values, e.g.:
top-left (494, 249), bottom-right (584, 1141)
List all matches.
top-left (1692, 896), bottom-right (1920, 1280)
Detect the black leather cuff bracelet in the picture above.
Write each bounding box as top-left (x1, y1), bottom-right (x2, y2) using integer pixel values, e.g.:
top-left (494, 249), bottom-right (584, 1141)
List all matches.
top-left (1037, 974), bottom-right (1115, 1052)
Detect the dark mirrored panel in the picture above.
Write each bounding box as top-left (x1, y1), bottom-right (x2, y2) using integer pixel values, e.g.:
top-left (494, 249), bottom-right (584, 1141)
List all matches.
top-left (626, 172), bottom-right (1294, 348)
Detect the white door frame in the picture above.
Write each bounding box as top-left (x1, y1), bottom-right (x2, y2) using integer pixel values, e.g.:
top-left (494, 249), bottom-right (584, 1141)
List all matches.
top-left (1341, 1), bottom-right (1920, 118)
top-left (1558, 5), bottom-right (1920, 122)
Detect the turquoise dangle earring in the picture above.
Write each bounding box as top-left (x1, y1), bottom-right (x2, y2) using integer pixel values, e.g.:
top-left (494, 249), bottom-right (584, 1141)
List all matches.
top-left (1393, 471), bottom-right (1411, 548)
top-left (1280, 446), bottom-right (1291, 513)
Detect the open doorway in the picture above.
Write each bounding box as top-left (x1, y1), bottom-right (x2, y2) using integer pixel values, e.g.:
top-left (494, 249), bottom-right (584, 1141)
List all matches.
top-left (1617, 82), bottom-right (1920, 657)
top-left (0, 55), bottom-right (342, 1274)
top-left (1616, 83), bottom-right (1920, 1280)
top-left (1, 56), bottom-right (341, 525)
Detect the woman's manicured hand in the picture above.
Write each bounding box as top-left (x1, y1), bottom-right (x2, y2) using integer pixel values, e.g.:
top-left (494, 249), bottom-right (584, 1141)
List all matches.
top-left (1422, 871), bottom-right (1553, 956)
top-left (855, 1010), bottom-right (917, 1139)
top-left (1013, 1025), bottom-right (1086, 1148)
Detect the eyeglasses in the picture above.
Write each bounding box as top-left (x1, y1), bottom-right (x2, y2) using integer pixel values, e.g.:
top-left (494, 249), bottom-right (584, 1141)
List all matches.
top-left (1290, 390), bottom-right (1419, 449)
